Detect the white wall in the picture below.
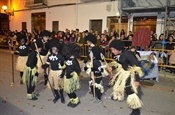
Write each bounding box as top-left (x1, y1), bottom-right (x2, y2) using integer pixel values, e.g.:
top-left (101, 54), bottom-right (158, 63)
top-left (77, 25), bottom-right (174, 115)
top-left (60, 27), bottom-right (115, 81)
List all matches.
top-left (77, 1), bottom-right (119, 31)
top-left (10, 1), bottom-right (119, 32)
top-left (46, 5), bottom-right (77, 31)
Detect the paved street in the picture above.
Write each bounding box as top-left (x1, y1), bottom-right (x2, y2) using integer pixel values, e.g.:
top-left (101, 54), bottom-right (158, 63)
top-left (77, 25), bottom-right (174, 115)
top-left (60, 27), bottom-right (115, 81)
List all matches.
top-left (0, 50), bottom-right (175, 115)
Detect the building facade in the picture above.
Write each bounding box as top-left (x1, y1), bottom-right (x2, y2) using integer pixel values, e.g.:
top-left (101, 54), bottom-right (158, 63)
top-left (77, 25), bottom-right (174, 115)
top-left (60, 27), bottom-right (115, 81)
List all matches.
top-left (1, 0), bottom-right (175, 36)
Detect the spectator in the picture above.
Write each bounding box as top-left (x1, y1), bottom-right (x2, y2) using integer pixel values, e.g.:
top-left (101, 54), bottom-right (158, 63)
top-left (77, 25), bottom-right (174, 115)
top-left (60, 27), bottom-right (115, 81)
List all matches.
top-left (130, 46), bottom-right (141, 61)
top-left (168, 45), bottom-right (175, 73)
top-left (120, 29), bottom-right (125, 36)
top-left (154, 34), bottom-right (165, 49)
top-left (166, 36), bottom-right (175, 50)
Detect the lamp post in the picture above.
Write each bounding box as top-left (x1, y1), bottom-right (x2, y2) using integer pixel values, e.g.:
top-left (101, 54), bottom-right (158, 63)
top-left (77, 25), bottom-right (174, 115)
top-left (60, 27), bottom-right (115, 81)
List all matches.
top-left (1, 5), bottom-right (14, 16)
top-left (2, 5), bottom-right (8, 12)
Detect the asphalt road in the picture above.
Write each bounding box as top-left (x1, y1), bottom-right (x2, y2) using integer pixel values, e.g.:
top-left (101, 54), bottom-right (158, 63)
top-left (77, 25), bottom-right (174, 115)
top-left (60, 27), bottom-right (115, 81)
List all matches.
top-left (0, 50), bottom-right (175, 115)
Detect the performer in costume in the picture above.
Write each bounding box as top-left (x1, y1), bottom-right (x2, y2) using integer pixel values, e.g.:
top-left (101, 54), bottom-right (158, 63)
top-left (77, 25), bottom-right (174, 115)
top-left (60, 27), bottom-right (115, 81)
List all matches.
top-left (42, 43), bottom-right (65, 103)
top-left (37, 30), bottom-right (51, 85)
top-left (108, 40), bottom-right (143, 115)
top-left (22, 40), bottom-right (43, 100)
top-left (84, 34), bottom-right (105, 103)
top-left (15, 33), bottom-right (30, 84)
top-left (62, 43), bottom-right (81, 108)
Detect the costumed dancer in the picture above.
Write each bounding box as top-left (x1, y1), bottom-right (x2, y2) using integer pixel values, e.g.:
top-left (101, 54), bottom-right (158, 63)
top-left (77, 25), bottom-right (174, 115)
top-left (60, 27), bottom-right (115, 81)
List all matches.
top-left (62, 43), bottom-right (81, 108)
top-left (15, 33), bottom-right (30, 84)
top-left (22, 40), bottom-right (43, 100)
top-left (108, 40), bottom-right (143, 115)
top-left (42, 43), bottom-right (65, 103)
top-left (37, 30), bottom-right (51, 85)
top-left (84, 34), bottom-right (105, 103)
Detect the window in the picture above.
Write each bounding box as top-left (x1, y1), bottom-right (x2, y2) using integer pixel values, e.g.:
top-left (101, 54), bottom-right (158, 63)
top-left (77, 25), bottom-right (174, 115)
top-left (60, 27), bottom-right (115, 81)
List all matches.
top-left (22, 22), bottom-right (27, 31)
top-left (52, 21), bottom-right (59, 32)
top-left (89, 20), bottom-right (102, 34)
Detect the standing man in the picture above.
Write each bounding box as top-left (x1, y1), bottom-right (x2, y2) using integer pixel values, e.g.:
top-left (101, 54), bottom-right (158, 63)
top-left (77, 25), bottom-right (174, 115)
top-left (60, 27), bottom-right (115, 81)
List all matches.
top-left (108, 40), bottom-right (143, 115)
top-left (23, 40), bottom-right (43, 100)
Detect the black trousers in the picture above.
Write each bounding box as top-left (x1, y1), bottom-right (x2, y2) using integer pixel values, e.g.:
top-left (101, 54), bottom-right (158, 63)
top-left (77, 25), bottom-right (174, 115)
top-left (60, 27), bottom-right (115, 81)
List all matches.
top-left (90, 77), bottom-right (102, 100)
top-left (26, 75), bottom-right (35, 94)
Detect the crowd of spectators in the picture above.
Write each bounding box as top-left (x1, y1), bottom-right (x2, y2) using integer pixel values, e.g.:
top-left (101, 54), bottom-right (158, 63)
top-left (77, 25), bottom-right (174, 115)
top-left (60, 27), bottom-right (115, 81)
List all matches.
top-left (0, 28), bottom-right (175, 73)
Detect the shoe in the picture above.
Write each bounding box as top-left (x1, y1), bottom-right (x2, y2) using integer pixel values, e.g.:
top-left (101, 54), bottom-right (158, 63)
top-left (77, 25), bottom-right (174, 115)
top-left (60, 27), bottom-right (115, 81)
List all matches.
top-left (67, 101), bottom-right (73, 107)
top-left (111, 96), bottom-right (115, 100)
top-left (31, 96), bottom-right (38, 100)
top-left (27, 96), bottom-right (38, 100)
top-left (89, 91), bottom-right (92, 94)
top-left (53, 89), bottom-right (60, 103)
top-left (61, 97), bottom-right (65, 104)
top-left (33, 93), bottom-right (40, 97)
top-left (94, 99), bottom-right (102, 103)
top-left (130, 109), bottom-right (140, 115)
top-left (70, 101), bottom-right (80, 108)
top-left (53, 97), bottom-right (60, 103)
top-left (27, 94), bottom-right (38, 100)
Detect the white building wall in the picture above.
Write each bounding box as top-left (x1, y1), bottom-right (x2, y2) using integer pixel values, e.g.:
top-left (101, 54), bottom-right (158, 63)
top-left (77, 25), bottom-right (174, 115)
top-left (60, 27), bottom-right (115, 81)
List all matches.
top-left (77, 1), bottom-right (119, 31)
top-left (10, 1), bottom-right (119, 32)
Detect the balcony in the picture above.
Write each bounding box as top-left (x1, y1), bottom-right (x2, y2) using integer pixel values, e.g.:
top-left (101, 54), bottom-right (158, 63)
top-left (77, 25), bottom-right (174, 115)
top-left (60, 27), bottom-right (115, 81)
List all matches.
top-left (25, 0), bottom-right (47, 8)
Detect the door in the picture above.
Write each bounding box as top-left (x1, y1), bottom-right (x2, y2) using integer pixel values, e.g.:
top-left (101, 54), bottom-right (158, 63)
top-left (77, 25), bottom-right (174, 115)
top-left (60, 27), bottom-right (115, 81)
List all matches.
top-left (31, 12), bottom-right (46, 32)
top-left (22, 22), bottom-right (27, 31)
top-left (52, 21), bottom-right (59, 32)
top-left (89, 20), bottom-right (102, 34)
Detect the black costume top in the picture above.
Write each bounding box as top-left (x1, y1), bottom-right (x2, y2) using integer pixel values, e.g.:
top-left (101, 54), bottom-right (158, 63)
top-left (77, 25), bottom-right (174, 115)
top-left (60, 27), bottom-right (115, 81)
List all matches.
top-left (40, 39), bottom-right (49, 56)
top-left (91, 46), bottom-right (104, 76)
top-left (26, 51), bottom-right (38, 69)
top-left (16, 44), bottom-right (30, 56)
top-left (114, 50), bottom-right (140, 83)
top-left (84, 46), bottom-right (104, 77)
top-left (47, 53), bottom-right (65, 70)
top-left (65, 58), bottom-right (81, 79)
top-left (114, 50), bottom-right (139, 70)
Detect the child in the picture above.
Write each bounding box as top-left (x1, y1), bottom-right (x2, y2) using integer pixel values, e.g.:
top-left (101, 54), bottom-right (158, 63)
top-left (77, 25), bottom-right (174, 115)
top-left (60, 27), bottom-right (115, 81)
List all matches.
top-left (84, 34), bottom-right (104, 103)
top-left (22, 39), bottom-right (43, 100)
top-left (62, 43), bottom-right (81, 108)
top-left (15, 33), bottom-right (30, 84)
top-left (42, 43), bottom-right (65, 103)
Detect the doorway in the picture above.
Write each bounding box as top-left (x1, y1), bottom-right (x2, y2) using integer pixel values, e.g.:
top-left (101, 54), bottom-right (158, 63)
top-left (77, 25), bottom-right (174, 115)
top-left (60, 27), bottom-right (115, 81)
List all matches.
top-left (31, 12), bottom-right (46, 32)
top-left (52, 21), bottom-right (59, 32)
top-left (89, 19), bottom-right (102, 34)
top-left (22, 22), bottom-right (27, 31)
top-left (107, 16), bottom-right (128, 34)
top-left (0, 13), bottom-right (9, 32)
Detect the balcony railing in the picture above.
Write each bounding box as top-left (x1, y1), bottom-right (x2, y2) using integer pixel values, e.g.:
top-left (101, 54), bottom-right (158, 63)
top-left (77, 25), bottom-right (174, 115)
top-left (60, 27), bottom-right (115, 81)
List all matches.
top-left (25, 0), bottom-right (47, 8)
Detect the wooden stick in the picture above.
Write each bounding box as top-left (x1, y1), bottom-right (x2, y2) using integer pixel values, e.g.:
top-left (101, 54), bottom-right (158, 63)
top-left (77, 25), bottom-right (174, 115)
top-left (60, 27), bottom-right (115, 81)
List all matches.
top-left (90, 51), bottom-right (96, 99)
top-left (33, 39), bottom-right (56, 98)
top-left (11, 38), bottom-right (14, 85)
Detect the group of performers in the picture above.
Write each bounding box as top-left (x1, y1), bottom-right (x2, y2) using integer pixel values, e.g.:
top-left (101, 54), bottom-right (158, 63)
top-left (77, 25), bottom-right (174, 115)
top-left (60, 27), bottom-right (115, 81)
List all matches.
top-left (14, 30), bottom-right (144, 115)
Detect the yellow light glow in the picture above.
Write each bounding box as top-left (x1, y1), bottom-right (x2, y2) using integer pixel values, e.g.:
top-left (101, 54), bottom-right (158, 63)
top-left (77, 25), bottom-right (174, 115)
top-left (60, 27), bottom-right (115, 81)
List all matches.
top-left (2, 5), bottom-right (8, 10)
